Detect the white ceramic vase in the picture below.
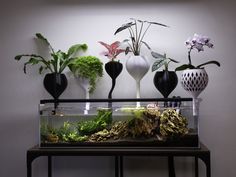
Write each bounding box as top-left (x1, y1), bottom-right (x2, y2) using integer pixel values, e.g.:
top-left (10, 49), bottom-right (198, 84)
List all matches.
top-left (76, 77), bottom-right (90, 114)
top-left (181, 68), bottom-right (208, 115)
top-left (126, 55), bottom-right (150, 106)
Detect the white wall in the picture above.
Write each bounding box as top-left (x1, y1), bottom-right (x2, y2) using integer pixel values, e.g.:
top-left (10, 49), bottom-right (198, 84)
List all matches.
top-left (1, 0), bottom-right (236, 177)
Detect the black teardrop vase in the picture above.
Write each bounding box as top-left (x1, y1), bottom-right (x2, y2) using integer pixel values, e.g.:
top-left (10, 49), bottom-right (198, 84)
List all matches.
top-left (43, 73), bottom-right (68, 100)
top-left (153, 70), bottom-right (178, 98)
top-left (105, 61), bottom-right (123, 99)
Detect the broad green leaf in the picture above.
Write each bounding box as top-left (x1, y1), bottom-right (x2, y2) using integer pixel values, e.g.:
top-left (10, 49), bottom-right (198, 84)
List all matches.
top-left (197, 60), bottom-right (220, 68)
top-left (114, 22), bottom-right (135, 35)
top-left (147, 21), bottom-right (169, 28)
top-left (141, 41), bottom-right (151, 50)
top-left (152, 59), bottom-right (166, 72)
top-left (39, 66), bottom-right (44, 74)
top-left (125, 47), bottom-right (130, 55)
top-left (168, 58), bottom-right (179, 63)
top-left (35, 33), bottom-right (50, 46)
top-left (67, 44), bottom-right (88, 57)
top-left (175, 64), bottom-right (195, 71)
top-left (123, 39), bottom-right (130, 43)
top-left (15, 55), bottom-right (23, 60)
top-left (28, 58), bottom-right (40, 65)
top-left (151, 51), bottom-right (164, 58)
top-left (59, 59), bottom-right (74, 73)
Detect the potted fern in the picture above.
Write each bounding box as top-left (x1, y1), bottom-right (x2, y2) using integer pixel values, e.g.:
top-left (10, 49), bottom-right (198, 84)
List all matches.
top-left (69, 56), bottom-right (103, 113)
top-left (69, 55), bottom-right (103, 99)
top-left (14, 33), bottom-right (87, 100)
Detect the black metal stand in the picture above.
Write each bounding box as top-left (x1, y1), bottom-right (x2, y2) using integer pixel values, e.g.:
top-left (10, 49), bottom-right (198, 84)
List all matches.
top-left (27, 143), bottom-right (210, 177)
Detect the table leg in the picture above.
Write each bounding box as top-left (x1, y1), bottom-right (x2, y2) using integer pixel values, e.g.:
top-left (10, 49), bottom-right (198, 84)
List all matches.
top-left (199, 153), bottom-right (211, 177)
top-left (168, 156), bottom-right (176, 177)
top-left (115, 156), bottom-right (123, 177)
top-left (27, 155), bottom-right (32, 177)
top-left (48, 156), bottom-right (52, 177)
top-left (195, 156), bottom-right (199, 177)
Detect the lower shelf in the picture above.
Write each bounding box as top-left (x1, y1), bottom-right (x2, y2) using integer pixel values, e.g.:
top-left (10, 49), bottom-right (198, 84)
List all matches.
top-left (40, 134), bottom-right (199, 148)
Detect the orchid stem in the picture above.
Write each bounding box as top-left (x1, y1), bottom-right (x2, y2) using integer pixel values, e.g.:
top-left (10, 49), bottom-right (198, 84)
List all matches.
top-left (188, 48), bottom-right (192, 65)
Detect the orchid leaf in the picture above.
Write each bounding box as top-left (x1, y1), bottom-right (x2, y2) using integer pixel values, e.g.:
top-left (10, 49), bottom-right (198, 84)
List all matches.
top-left (175, 64), bottom-right (195, 71)
top-left (196, 60), bottom-right (220, 68)
top-left (152, 59), bottom-right (166, 72)
top-left (114, 22), bottom-right (135, 35)
top-left (151, 51), bottom-right (164, 58)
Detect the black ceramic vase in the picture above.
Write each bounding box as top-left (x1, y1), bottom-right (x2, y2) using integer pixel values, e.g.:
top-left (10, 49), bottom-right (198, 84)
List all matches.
top-left (153, 70), bottom-right (178, 98)
top-left (43, 73), bottom-right (68, 100)
top-left (105, 61), bottom-right (123, 99)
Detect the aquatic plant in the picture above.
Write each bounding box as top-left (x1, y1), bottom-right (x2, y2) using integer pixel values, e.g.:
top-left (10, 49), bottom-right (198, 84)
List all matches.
top-left (77, 109), bottom-right (112, 135)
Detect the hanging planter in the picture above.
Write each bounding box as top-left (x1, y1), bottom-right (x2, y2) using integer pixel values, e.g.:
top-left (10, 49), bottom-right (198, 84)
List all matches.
top-left (105, 61), bottom-right (123, 99)
top-left (114, 18), bottom-right (168, 104)
top-left (43, 73), bottom-right (68, 100)
top-left (14, 32), bottom-right (88, 102)
top-left (69, 56), bottom-right (103, 113)
top-left (181, 68), bottom-right (208, 99)
top-left (99, 41), bottom-right (126, 100)
top-left (152, 53), bottom-right (179, 99)
top-left (126, 55), bottom-right (150, 101)
top-left (175, 33), bottom-right (220, 115)
top-left (154, 70), bottom-right (178, 98)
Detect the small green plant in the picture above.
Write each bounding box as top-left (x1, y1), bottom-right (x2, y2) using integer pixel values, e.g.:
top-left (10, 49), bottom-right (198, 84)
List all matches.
top-left (56, 121), bottom-right (88, 142)
top-left (152, 53), bottom-right (179, 72)
top-left (15, 33), bottom-right (88, 74)
top-left (69, 56), bottom-right (103, 93)
top-left (77, 109), bottom-right (112, 135)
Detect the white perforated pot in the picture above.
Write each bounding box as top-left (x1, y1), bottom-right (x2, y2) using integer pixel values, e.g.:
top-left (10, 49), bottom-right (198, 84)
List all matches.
top-left (181, 68), bottom-right (208, 115)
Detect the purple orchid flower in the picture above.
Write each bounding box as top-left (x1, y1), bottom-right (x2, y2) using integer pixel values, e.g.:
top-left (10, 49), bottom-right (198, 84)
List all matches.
top-left (175, 34), bottom-right (220, 71)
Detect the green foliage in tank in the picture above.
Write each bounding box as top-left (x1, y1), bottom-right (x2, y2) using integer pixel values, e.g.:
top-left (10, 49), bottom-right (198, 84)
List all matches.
top-left (77, 109), bottom-right (112, 135)
top-left (57, 121), bottom-right (88, 142)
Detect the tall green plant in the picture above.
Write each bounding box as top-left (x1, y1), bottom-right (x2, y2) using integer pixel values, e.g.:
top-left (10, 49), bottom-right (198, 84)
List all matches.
top-left (15, 33), bottom-right (88, 74)
top-left (114, 18), bottom-right (168, 56)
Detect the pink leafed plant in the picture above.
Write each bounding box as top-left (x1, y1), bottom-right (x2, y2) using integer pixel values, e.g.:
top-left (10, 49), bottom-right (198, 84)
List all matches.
top-left (98, 41), bottom-right (126, 61)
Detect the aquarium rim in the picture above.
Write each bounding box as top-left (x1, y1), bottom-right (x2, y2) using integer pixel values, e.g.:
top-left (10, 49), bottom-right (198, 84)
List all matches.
top-left (40, 98), bottom-right (193, 104)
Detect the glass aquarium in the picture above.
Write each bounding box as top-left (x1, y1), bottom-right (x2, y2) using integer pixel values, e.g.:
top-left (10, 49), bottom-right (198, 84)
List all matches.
top-left (39, 98), bottom-right (199, 148)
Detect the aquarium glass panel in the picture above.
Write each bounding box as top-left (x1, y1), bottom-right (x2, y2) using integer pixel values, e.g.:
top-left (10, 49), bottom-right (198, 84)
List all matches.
top-left (39, 98), bottom-right (199, 148)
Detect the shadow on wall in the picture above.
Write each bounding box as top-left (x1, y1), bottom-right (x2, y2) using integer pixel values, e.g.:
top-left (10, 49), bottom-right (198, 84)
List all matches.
top-left (44, 0), bottom-right (200, 5)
